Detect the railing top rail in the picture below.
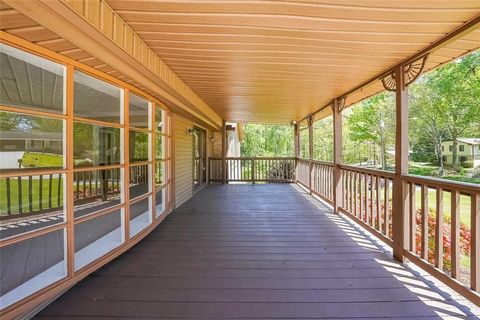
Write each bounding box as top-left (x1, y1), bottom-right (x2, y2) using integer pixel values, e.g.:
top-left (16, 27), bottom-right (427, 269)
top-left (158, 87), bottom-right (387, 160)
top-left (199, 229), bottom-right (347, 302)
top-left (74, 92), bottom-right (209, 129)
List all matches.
top-left (209, 157), bottom-right (296, 160)
top-left (311, 159), bottom-right (334, 166)
top-left (338, 164), bottom-right (395, 178)
top-left (403, 174), bottom-right (480, 195)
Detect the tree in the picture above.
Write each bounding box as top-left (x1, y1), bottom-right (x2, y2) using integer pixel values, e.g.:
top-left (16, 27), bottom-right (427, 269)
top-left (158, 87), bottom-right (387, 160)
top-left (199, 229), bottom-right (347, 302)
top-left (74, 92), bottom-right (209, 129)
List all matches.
top-left (409, 51), bottom-right (480, 173)
top-left (240, 123), bottom-right (294, 157)
top-left (344, 92), bottom-right (395, 170)
top-left (312, 116), bottom-right (333, 162)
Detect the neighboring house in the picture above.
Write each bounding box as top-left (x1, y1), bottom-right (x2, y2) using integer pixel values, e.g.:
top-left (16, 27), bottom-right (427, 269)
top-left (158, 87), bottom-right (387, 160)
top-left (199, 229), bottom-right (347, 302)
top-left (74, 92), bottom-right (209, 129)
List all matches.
top-left (441, 138), bottom-right (480, 167)
top-left (0, 131), bottom-right (63, 154)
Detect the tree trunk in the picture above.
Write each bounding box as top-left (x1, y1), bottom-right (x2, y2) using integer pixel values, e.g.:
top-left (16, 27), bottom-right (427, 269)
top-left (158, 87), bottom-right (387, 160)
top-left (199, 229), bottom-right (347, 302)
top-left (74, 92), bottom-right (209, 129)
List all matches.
top-left (436, 135), bottom-right (444, 177)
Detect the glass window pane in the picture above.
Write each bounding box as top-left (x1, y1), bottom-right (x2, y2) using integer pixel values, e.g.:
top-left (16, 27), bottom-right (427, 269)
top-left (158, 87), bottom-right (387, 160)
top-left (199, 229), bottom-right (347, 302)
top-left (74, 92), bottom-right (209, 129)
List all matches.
top-left (0, 44), bottom-right (65, 114)
top-left (129, 197), bottom-right (151, 238)
top-left (74, 71), bottom-right (122, 123)
top-left (74, 210), bottom-right (124, 271)
top-left (155, 107), bottom-right (163, 133)
top-left (74, 122), bottom-right (121, 167)
top-left (74, 168), bottom-right (122, 219)
top-left (129, 130), bottom-right (149, 163)
top-left (0, 111), bottom-right (64, 171)
top-left (129, 164), bottom-right (150, 199)
top-left (155, 188), bottom-right (165, 218)
top-left (0, 173), bottom-right (65, 240)
top-left (155, 133), bottom-right (164, 160)
top-left (155, 161), bottom-right (164, 188)
top-left (0, 228), bottom-right (66, 309)
top-left (129, 93), bottom-right (149, 129)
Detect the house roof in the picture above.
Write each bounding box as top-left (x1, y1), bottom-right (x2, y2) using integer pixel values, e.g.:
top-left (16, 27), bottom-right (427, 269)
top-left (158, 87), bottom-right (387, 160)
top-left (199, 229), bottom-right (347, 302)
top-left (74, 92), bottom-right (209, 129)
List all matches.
top-left (445, 138), bottom-right (480, 145)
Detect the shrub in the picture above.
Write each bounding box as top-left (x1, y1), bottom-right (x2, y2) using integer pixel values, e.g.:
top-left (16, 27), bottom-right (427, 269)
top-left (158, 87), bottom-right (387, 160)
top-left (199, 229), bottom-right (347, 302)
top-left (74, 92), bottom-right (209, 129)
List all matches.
top-left (461, 161), bottom-right (473, 168)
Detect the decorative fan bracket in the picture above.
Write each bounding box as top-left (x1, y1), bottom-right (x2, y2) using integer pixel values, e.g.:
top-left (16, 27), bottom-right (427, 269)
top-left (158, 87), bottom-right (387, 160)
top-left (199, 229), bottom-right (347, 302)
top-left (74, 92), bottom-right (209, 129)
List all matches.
top-left (380, 55), bottom-right (428, 91)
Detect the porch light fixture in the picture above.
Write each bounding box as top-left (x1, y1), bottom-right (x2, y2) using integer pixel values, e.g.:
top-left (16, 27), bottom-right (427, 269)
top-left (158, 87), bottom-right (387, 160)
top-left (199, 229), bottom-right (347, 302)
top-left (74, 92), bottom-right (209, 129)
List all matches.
top-left (187, 128), bottom-right (195, 135)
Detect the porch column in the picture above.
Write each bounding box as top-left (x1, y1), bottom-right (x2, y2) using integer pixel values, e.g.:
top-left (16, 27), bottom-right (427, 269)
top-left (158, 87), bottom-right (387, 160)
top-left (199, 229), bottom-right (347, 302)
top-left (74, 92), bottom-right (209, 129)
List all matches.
top-left (392, 65), bottom-right (409, 262)
top-left (308, 115), bottom-right (314, 194)
top-left (332, 99), bottom-right (343, 214)
top-left (294, 122), bottom-right (300, 183)
top-left (222, 120), bottom-right (227, 184)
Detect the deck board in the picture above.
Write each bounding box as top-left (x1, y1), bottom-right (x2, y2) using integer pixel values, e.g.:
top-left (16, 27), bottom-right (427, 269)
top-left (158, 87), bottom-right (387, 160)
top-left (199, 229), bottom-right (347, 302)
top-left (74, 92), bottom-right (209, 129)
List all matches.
top-left (36, 184), bottom-right (479, 319)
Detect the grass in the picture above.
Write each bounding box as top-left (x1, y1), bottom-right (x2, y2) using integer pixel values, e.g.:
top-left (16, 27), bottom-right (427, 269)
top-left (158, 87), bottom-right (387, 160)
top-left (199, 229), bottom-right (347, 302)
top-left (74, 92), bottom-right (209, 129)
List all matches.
top-left (0, 177), bottom-right (63, 216)
top-left (414, 188), bottom-right (471, 226)
top-left (21, 152), bottom-right (63, 168)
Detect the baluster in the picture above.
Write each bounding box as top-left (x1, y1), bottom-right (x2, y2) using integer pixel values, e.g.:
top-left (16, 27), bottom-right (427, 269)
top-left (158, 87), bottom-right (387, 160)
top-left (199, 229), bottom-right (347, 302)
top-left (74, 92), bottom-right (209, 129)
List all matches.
top-left (48, 174), bottom-right (53, 208)
top-left (451, 190), bottom-right (460, 279)
top-left (82, 171), bottom-right (86, 198)
top-left (471, 194), bottom-right (479, 291)
top-left (353, 171), bottom-right (358, 217)
top-left (409, 182), bottom-right (416, 252)
top-left (6, 177), bottom-right (11, 215)
top-left (384, 178), bottom-right (390, 237)
top-left (359, 173), bottom-right (363, 219)
top-left (28, 175), bottom-right (33, 212)
top-left (75, 172), bottom-right (80, 199)
top-left (57, 173), bottom-right (62, 207)
top-left (18, 176), bottom-right (23, 214)
top-left (39, 175), bottom-right (43, 210)
top-left (95, 171), bottom-right (99, 195)
top-left (435, 187), bottom-right (444, 269)
top-left (364, 173), bottom-right (368, 223)
top-left (421, 184), bottom-right (429, 260)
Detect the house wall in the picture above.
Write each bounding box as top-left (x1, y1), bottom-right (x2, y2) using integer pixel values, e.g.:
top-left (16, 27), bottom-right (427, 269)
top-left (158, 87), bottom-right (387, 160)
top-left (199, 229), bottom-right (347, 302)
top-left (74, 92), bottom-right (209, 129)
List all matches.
top-left (173, 114), bottom-right (213, 208)
top-left (442, 142), bottom-right (478, 160)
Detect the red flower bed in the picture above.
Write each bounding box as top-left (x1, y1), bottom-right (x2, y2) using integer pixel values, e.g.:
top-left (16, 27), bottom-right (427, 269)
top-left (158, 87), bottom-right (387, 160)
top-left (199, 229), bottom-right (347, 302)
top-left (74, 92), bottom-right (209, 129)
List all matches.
top-left (414, 210), bottom-right (471, 272)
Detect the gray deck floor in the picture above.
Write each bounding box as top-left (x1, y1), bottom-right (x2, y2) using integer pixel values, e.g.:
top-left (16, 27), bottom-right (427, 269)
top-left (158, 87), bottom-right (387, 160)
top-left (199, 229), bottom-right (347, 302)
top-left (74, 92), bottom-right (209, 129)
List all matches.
top-left (36, 184), bottom-right (479, 319)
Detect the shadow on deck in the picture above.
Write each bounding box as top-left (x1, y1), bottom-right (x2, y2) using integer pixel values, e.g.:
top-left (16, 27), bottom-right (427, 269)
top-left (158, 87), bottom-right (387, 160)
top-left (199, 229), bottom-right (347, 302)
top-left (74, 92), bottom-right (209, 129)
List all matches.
top-left (36, 184), bottom-right (479, 319)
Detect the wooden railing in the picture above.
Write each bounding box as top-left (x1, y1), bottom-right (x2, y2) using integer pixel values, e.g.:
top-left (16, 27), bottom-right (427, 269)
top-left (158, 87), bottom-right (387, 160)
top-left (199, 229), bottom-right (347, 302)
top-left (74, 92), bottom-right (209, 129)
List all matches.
top-left (209, 157), bottom-right (296, 183)
top-left (339, 165), bottom-right (395, 244)
top-left (401, 174), bottom-right (479, 296)
top-left (1, 165), bottom-right (149, 219)
top-left (335, 165), bottom-right (480, 301)
top-left (296, 158), bottom-right (310, 188)
top-left (296, 158), bottom-right (334, 205)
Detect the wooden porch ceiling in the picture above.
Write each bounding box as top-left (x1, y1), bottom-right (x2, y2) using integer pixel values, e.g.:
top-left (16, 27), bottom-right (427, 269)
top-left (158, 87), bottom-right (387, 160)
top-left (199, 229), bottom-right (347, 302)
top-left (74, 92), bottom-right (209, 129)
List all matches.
top-left (106, 0), bottom-right (480, 122)
top-left (1, 1), bottom-right (479, 123)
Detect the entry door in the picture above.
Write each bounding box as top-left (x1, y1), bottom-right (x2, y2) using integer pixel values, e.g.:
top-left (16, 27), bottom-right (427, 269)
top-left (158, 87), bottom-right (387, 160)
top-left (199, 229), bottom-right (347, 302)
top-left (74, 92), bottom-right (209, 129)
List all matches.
top-left (193, 127), bottom-right (207, 191)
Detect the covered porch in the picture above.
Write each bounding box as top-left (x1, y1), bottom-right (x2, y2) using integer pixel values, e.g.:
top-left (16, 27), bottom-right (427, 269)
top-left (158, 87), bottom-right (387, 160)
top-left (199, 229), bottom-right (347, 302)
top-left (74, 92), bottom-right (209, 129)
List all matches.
top-left (0, 1), bottom-right (479, 319)
top-left (36, 184), bottom-right (478, 319)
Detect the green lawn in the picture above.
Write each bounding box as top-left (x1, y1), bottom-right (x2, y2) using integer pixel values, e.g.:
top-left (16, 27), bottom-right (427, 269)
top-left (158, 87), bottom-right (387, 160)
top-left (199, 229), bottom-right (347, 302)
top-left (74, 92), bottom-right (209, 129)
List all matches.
top-left (408, 163), bottom-right (477, 226)
top-left (21, 152), bottom-right (63, 168)
top-left (413, 188), bottom-right (471, 226)
top-left (0, 176), bottom-right (63, 216)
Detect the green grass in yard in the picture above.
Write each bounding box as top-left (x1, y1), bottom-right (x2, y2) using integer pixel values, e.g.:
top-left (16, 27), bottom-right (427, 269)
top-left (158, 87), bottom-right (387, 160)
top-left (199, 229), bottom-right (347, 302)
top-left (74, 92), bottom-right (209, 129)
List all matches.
top-left (413, 188), bottom-right (471, 226)
top-left (443, 175), bottom-right (480, 185)
top-left (21, 152), bottom-right (63, 168)
top-left (0, 177), bottom-right (63, 216)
